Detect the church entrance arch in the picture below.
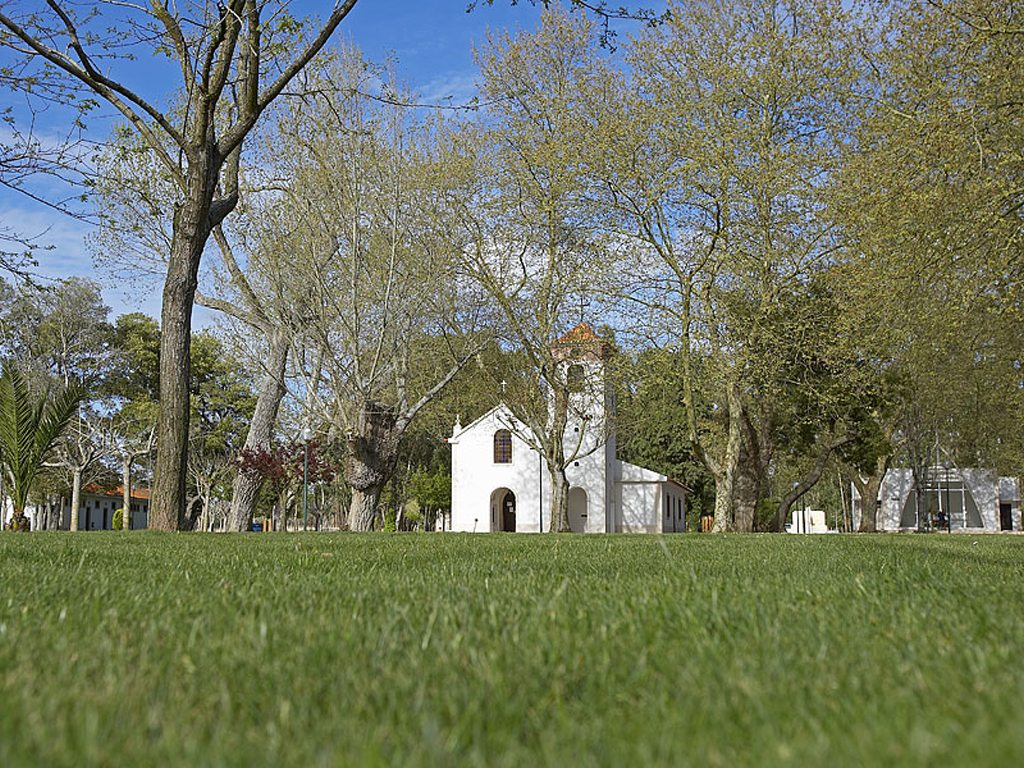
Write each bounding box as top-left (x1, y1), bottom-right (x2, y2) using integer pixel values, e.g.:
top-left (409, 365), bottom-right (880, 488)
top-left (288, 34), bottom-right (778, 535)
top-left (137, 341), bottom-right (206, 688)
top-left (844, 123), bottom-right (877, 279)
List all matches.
top-left (568, 487), bottom-right (588, 533)
top-left (490, 488), bottom-right (516, 532)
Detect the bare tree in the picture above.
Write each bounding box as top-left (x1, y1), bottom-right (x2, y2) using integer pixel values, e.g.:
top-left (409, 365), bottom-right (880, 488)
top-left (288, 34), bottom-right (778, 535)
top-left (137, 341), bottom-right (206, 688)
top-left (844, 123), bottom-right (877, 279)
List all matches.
top-left (260, 51), bottom-right (485, 530)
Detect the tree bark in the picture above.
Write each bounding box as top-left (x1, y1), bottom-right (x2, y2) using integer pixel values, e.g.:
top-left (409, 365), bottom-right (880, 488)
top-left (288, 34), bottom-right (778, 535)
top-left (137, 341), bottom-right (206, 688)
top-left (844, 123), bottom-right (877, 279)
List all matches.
top-left (227, 330), bottom-right (290, 531)
top-left (121, 456), bottom-right (132, 530)
top-left (547, 463), bottom-right (571, 533)
top-left (712, 383), bottom-right (744, 532)
top-left (276, 487), bottom-right (295, 532)
top-left (546, 383), bottom-right (572, 533)
top-left (853, 455), bottom-right (889, 533)
top-left (7, 506), bottom-right (29, 531)
top-left (345, 401), bottom-right (402, 532)
top-left (732, 441), bottom-right (760, 533)
top-left (150, 150), bottom-right (225, 531)
top-left (69, 467), bottom-right (82, 531)
top-left (52, 495), bottom-right (62, 530)
top-left (349, 485), bottom-right (382, 531)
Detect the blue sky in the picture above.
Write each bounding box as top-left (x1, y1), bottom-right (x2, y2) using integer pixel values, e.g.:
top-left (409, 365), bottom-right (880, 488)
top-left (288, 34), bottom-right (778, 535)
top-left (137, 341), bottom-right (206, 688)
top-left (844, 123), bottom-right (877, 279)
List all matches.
top-left (1, 0), bottom-right (563, 322)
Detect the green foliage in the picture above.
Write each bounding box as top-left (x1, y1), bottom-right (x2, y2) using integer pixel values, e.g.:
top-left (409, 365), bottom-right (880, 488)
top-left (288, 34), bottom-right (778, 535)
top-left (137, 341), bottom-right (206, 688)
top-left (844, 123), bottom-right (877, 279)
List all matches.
top-left (0, 276), bottom-right (114, 389)
top-left (0, 365), bottom-right (84, 520)
top-left (615, 348), bottom-right (715, 519)
top-left (408, 466), bottom-right (451, 513)
top-left (1, 534), bottom-right (1024, 765)
top-left (112, 508), bottom-right (124, 531)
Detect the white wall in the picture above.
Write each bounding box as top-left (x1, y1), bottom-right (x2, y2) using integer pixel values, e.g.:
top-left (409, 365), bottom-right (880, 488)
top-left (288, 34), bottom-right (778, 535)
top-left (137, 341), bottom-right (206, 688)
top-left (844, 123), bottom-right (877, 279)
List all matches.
top-left (451, 408), bottom-right (545, 532)
top-left (863, 469), bottom-right (1002, 532)
top-left (450, 403), bottom-right (615, 533)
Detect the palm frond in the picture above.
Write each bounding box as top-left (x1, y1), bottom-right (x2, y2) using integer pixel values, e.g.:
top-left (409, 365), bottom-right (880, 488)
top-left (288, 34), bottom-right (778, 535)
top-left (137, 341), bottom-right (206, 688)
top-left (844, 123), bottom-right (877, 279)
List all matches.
top-left (0, 365), bottom-right (86, 515)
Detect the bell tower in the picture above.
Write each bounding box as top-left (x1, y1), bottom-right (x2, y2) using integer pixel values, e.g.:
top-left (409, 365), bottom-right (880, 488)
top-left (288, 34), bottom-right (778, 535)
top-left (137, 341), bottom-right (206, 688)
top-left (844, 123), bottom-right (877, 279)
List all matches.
top-left (550, 322), bottom-right (615, 443)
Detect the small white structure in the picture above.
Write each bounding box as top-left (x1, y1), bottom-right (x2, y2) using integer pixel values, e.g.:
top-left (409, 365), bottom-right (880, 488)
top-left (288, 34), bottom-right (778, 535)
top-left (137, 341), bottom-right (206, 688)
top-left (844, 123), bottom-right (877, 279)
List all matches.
top-left (3, 485), bottom-right (150, 531)
top-left (852, 468), bottom-right (1021, 532)
top-left (449, 323), bottom-right (689, 533)
top-left (787, 509), bottom-right (830, 534)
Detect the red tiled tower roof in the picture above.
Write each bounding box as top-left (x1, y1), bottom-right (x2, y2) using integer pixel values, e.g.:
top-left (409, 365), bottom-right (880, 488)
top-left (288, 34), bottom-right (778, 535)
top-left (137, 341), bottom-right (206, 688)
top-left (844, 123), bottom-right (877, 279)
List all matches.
top-left (551, 322), bottom-right (612, 361)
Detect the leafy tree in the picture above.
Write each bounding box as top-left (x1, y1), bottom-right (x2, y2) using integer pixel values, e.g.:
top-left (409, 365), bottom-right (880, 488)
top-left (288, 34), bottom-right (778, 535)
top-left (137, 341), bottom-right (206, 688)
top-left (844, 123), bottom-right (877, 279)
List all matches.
top-left (184, 332), bottom-right (257, 530)
top-left (456, 6), bottom-right (619, 531)
top-left (407, 466), bottom-right (452, 531)
top-left (0, 366), bottom-right (83, 531)
top-left (258, 48), bottom-right (483, 530)
top-left (237, 438), bottom-right (336, 531)
top-left (602, 0), bottom-right (860, 530)
top-left (87, 120), bottom-right (306, 533)
top-left (0, 277), bottom-right (114, 388)
top-left (103, 313), bottom-right (161, 531)
top-left (830, 0), bottom-right (1024, 519)
top-left (0, 1), bottom-right (361, 530)
top-left (0, 277), bottom-right (116, 529)
top-left (614, 348), bottom-right (716, 527)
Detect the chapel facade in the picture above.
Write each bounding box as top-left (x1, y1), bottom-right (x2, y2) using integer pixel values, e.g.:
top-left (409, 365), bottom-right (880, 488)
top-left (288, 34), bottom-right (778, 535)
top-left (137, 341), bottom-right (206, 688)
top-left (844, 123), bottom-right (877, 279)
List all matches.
top-left (448, 323), bottom-right (689, 533)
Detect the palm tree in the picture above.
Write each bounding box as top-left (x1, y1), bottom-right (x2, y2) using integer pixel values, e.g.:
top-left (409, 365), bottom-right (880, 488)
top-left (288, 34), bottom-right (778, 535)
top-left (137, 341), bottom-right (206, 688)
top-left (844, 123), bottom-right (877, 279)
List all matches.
top-left (0, 366), bottom-right (84, 531)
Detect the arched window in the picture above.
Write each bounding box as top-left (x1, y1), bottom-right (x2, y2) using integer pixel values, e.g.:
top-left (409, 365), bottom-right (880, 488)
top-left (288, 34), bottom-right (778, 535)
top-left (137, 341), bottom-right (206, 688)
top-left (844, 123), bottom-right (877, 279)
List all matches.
top-left (567, 363), bottom-right (585, 391)
top-left (493, 429), bottom-right (512, 464)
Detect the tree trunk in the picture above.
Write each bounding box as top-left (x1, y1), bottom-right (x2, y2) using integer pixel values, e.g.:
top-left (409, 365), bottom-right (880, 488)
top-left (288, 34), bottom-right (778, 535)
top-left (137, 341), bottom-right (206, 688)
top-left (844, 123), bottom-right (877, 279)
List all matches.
top-left (228, 330), bottom-right (290, 531)
top-left (347, 484), bottom-right (378, 530)
top-left (732, 442), bottom-right (760, 533)
top-left (182, 494), bottom-right (203, 531)
top-left (150, 151), bottom-right (227, 531)
top-left (8, 505), bottom-right (30, 532)
top-left (712, 383), bottom-right (744, 532)
top-left (70, 467), bottom-right (82, 531)
top-left (854, 456), bottom-right (888, 533)
top-left (42, 496), bottom-right (60, 530)
top-left (547, 464), bottom-right (571, 532)
top-left (121, 456), bottom-right (132, 531)
top-left (345, 401), bottom-right (401, 532)
top-left (277, 487), bottom-right (293, 532)
top-left (54, 497), bottom-right (63, 530)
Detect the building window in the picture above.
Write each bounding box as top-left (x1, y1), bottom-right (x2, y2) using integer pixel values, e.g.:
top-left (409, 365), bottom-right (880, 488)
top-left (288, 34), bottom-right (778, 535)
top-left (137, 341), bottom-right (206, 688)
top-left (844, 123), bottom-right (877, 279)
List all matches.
top-left (494, 429), bottom-right (512, 464)
top-left (567, 363), bottom-right (585, 392)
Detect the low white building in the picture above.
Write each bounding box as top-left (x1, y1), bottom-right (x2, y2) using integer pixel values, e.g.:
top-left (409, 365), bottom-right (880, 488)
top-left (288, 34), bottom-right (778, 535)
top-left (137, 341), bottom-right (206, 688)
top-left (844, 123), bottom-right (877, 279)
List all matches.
top-left (852, 468), bottom-right (1021, 532)
top-left (3, 485), bottom-right (150, 531)
top-left (449, 323), bottom-right (689, 533)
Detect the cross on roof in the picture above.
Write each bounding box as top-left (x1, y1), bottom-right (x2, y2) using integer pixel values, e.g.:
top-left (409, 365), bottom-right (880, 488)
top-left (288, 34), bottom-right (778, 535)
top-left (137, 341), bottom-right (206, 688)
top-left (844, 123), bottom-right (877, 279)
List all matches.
top-left (577, 293), bottom-right (590, 324)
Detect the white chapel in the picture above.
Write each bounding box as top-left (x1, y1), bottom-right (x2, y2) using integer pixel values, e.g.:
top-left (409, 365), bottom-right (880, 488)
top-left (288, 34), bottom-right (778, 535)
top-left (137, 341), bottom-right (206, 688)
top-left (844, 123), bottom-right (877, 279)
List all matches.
top-left (449, 323), bottom-right (690, 533)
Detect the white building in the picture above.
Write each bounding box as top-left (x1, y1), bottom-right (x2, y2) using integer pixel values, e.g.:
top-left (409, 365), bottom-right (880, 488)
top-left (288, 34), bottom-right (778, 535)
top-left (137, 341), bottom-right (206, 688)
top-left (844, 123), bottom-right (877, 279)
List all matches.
top-left (3, 484), bottom-right (150, 530)
top-left (449, 323), bottom-right (689, 533)
top-left (852, 468), bottom-right (1021, 532)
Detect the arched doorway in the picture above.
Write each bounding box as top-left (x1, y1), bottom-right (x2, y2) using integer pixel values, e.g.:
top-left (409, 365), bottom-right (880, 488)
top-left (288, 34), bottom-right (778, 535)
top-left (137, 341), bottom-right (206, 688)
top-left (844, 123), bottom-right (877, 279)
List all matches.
top-left (490, 488), bottom-right (516, 532)
top-left (568, 487), bottom-right (588, 533)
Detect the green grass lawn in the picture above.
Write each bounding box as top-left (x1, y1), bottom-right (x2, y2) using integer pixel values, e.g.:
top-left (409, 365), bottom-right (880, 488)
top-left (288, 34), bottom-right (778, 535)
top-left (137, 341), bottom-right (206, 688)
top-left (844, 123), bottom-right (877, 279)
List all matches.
top-left (1, 532), bottom-right (1023, 766)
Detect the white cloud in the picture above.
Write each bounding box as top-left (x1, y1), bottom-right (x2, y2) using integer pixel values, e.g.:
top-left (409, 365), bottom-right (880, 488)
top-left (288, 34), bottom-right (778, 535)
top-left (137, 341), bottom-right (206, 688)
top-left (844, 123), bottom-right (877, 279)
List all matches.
top-left (0, 200), bottom-right (170, 322)
top-left (417, 72), bottom-right (479, 109)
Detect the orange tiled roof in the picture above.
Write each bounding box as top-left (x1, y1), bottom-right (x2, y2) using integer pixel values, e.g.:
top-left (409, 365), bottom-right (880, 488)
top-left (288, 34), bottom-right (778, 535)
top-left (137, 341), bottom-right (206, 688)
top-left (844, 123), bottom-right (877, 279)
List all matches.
top-left (81, 484), bottom-right (150, 501)
top-left (551, 322), bottom-right (612, 361)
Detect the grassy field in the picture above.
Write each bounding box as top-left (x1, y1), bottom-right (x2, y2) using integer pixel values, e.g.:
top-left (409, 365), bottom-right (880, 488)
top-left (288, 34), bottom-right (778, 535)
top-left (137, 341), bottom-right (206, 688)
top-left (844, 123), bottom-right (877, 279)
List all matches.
top-left (1, 533), bottom-right (1023, 767)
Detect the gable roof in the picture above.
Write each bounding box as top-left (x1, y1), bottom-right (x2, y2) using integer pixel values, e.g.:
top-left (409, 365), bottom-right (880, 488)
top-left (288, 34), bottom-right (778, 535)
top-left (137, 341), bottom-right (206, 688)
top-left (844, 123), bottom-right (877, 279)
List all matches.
top-left (448, 403), bottom-right (517, 441)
